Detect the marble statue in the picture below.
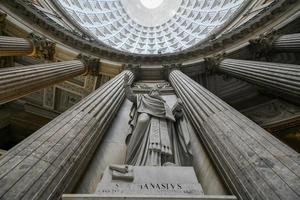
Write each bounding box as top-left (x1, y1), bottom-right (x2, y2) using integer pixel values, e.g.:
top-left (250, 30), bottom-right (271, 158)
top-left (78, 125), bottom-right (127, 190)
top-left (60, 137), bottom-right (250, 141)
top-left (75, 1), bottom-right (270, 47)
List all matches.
top-left (124, 73), bottom-right (192, 166)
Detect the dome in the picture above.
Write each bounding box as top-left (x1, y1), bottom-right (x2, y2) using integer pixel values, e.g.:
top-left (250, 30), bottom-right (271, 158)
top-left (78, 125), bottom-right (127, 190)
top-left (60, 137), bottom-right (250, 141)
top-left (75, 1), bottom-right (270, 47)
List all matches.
top-left (56, 0), bottom-right (245, 55)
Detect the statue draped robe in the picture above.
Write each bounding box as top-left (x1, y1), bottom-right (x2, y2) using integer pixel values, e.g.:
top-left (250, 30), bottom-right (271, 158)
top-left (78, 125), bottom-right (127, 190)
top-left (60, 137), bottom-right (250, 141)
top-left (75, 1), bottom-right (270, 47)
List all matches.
top-left (125, 87), bottom-right (192, 166)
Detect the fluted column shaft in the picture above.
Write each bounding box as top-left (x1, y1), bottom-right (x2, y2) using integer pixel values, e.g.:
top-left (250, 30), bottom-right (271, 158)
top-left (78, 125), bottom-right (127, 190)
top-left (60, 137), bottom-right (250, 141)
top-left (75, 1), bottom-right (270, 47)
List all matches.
top-left (0, 60), bottom-right (85, 104)
top-left (170, 70), bottom-right (300, 200)
top-left (272, 33), bottom-right (300, 52)
top-left (0, 36), bottom-right (34, 57)
top-left (218, 59), bottom-right (300, 98)
top-left (0, 70), bottom-right (134, 200)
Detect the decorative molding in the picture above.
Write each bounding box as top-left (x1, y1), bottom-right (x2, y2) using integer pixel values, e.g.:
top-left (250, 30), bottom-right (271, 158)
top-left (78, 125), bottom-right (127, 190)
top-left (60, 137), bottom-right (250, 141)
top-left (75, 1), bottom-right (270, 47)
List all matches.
top-left (28, 33), bottom-right (56, 61)
top-left (204, 54), bottom-right (224, 74)
top-left (248, 31), bottom-right (281, 60)
top-left (162, 63), bottom-right (182, 80)
top-left (123, 64), bottom-right (141, 79)
top-left (1, 0), bottom-right (298, 64)
top-left (77, 54), bottom-right (100, 76)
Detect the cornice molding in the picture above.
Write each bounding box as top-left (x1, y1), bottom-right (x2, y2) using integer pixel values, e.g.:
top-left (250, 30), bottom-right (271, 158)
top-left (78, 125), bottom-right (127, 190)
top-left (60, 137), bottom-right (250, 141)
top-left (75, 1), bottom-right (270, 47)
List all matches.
top-left (1, 0), bottom-right (298, 64)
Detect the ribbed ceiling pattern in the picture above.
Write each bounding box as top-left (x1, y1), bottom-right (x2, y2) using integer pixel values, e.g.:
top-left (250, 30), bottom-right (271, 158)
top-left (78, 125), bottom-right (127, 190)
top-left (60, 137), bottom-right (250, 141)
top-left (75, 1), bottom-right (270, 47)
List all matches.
top-left (57, 0), bottom-right (244, 55)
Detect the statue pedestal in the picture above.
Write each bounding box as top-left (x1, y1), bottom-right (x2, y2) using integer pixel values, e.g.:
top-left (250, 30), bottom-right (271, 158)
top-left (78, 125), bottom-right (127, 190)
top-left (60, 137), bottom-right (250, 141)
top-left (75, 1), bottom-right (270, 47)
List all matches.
top-left (96, 166), bottom-right (203, 196)
top-left (62, 166), bottom-right (237, 199)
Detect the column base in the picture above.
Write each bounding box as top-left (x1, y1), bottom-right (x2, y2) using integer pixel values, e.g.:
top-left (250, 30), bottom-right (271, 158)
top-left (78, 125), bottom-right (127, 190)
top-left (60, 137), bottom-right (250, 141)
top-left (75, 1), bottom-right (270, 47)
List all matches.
top-left (62, 165), bottom-right (237, 200)
top-left (62, 194), bottom-right (237, 200)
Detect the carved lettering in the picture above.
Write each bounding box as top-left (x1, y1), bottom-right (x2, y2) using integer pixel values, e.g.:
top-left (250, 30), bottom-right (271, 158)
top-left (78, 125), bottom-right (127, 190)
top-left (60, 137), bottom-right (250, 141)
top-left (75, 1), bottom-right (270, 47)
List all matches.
top-left (139, 183), bottom-right (183, 191)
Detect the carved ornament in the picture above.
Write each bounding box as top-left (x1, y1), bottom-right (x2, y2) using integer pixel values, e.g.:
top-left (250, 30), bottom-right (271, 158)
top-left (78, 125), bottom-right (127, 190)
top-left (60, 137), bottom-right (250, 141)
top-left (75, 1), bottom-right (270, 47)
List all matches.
top-left (123, 64), bottom-right (141, 79)
top-left (249, 31), bottom-right (281, 59)
top-left (163, 63), bottom-right (182, 80)
top-left (77, 54), bottom-right (100, 76)
top-left (204, 54), bottom-right (224, 74)
top-left (28, 33), bottom-right (56, 61)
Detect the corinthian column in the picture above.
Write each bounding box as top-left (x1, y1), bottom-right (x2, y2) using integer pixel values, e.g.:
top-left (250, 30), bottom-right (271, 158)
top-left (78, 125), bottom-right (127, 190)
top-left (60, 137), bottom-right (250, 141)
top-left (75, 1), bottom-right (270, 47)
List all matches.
top-left (169, 69), bottom-right (300, 200)
top-left (0, 70), bottom-right (134, 200)
top-left (250, 33), bottom-right (300, 54)
top-left (0, 60), bottom-right (86, 104)
top-left (0, 34), bottom-right (55, 60)
top-left (205, 57), bottom-right (300, 98)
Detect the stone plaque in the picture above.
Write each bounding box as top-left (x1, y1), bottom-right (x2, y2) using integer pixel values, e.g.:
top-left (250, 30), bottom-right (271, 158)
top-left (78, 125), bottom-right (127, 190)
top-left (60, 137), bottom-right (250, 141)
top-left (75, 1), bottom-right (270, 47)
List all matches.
top-left (96, 166), bottom-right (203, 196)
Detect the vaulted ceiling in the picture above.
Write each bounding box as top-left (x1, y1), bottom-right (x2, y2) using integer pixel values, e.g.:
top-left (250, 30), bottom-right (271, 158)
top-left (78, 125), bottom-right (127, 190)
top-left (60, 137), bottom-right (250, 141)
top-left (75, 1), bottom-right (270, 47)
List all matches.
top-left (56, 0), bottom-right (245, 54)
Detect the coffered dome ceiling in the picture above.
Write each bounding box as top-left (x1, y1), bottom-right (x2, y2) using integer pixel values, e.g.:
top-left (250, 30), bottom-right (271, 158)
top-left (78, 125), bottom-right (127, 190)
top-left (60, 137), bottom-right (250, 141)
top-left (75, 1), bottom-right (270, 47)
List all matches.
top-left (56, 0), bottom-right (245, 55)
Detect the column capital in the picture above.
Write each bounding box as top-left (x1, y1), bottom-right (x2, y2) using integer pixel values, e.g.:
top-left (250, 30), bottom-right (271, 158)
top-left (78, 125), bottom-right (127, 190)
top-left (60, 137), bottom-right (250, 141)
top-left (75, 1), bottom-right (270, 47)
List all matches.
top-left (77, 54), bottom-right (101, 76)
top-left (249, 31), bottom-right (281, 59)
top-left (28, 33), bottom-right (56, 61)
top-left (122, 64), bottom-right (141, 79)
top-left (163, 63), bottom-right (182, 79)
top-left (204, 54), bottom-right (224, 74)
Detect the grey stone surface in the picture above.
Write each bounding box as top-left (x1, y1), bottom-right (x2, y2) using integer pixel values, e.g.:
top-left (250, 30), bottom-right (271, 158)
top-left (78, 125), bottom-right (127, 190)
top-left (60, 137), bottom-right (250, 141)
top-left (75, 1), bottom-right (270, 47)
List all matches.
top-left (170, 70), bottom-right (300, 200)
top-left (96, 166), bottom-right (204, 196)
top-left (190, 126), bottom-right (228, 195)
top-left (273, 33), bottom-right (300, 52)
top-left (0, 70), bottom-right (134, 200)
top-left (74, 94), bottom-right (178, 193)
top-left (0, 60), bottom-right (85, 105)
top-left (218, 58), bottom-right (300, 99)
top-left (74, 99), bottom-right (133, 193)
top-left (62, 194), bottom-right (237, 200)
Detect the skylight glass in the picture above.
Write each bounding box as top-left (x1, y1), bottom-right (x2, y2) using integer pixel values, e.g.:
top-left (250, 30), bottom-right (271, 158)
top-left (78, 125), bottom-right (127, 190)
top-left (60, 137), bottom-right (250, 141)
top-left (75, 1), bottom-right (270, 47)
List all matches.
top-left (140, 0), bottom-right (164, 9)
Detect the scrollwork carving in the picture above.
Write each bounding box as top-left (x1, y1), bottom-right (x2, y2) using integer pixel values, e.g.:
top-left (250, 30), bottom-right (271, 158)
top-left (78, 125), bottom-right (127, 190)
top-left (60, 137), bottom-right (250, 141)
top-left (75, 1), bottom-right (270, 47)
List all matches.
top-left (204, 54), bottom-right (224, 74)
top-left (77, 54), bottom-right (100, 76)
top-left (249, 31), bottom-right (281, 60)
top-left (28, 33), bottom-right (56, 61)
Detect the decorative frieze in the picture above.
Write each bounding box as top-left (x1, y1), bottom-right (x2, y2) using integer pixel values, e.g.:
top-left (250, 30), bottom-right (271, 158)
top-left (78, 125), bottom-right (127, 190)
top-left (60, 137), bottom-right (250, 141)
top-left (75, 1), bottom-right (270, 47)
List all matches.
top-left (3, 0), bottom-right (297, 64)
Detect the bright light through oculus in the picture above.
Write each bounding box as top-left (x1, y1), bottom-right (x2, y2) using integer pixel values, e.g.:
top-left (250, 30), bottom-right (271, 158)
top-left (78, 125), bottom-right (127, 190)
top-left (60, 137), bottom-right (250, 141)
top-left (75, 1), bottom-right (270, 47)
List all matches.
top-left (140, 0), bottom-right (164, 9)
